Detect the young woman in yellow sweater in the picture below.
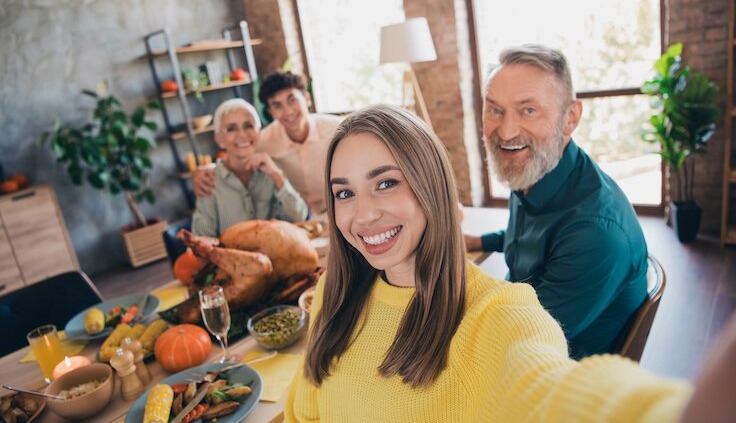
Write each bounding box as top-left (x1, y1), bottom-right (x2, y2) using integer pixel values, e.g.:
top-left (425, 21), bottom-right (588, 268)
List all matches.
top-left (284, 104), bottom-right (736, 422)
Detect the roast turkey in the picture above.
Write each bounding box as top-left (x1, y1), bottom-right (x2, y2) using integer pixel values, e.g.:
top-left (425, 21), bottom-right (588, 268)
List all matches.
top-left (175, 219), bottom-right (320, 323)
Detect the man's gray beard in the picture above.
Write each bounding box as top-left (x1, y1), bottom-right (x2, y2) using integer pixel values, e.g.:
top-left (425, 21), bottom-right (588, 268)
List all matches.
top-left (486, 124), bottom-right (566, 192)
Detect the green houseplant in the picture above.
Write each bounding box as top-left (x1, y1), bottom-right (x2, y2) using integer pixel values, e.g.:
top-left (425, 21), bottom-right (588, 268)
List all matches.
top-left (641, 42), bottom-right (721, 242)
top-left (41, 88), bottom-right (168, 266)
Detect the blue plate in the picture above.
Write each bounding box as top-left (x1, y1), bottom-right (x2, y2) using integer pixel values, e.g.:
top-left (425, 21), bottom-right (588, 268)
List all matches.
top-left (64, 293), bottom-right (160, 341)
top-left (125, 362), bottom-right (262, 423)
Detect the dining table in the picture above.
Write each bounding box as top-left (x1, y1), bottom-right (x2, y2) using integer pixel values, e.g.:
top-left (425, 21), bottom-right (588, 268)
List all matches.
top-left (0, 206), bottom-right (509, 423)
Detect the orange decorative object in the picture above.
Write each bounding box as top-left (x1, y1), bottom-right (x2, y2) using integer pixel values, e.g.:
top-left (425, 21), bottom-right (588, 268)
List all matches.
top-left (161, 80), bottom-right (178, 93)
top-left (10, 173), bottom-right (29, 188)
top-left (173, 248), bottom-right (204, 284)
top-left (154, 324), bottom-right (211, 372)
top-left (230, 68), bottom-right (247, 81)
top-left (0, 179), bottom-right (19, 194)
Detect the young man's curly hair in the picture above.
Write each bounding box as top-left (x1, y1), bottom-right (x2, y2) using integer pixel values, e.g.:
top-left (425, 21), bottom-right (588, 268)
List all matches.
top-left (258, 71), bottom-right (307, 105)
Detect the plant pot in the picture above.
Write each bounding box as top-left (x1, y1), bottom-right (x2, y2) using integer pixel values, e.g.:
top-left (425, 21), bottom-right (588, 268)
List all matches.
top-left (121, 219), bottom-right (168, 267)
top-left (671, 201), bottom-right (702, 243)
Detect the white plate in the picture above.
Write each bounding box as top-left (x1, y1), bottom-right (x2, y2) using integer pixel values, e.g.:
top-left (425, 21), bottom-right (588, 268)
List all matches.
top-left (125, 362), bottom-right (262, 423)
top-left (64, 293), bottom-right (160, 341)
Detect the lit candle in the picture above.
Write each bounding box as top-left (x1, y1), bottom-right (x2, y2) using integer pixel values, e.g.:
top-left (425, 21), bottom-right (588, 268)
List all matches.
top-left (52, 355), bottom-right (92, 379)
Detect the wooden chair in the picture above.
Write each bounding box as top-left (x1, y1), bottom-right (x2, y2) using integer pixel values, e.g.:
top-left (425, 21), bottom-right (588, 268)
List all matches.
top-left (0, 271), bottom-right (103, 356)
top-left (613, 254), bottom-right (666, 361)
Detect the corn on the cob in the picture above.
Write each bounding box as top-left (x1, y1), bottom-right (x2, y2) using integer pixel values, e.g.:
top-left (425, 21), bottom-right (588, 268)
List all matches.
top-left (83, 308), bottom-right (105, 334)
top-left (127, 323), bottom-right (146, 340)
top-left (139, 319), bottom-right (168, 352)
top-left (143, 384), bottom-right (173, 423)
top-left (99, 324), bottom-right (132, 362)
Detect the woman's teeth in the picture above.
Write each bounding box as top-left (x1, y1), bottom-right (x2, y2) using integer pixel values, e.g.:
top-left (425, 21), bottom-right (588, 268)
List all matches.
top-left (362, 227), bottom-right (400, 245)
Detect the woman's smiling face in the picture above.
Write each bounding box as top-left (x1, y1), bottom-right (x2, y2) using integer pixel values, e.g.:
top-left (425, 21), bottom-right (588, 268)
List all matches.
top-left (329, 132), bottom-right (427, 286)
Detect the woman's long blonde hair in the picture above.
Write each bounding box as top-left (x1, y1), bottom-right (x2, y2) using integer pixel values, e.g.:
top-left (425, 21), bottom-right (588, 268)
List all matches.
top-left (304, 104), bottom-right (466, 387)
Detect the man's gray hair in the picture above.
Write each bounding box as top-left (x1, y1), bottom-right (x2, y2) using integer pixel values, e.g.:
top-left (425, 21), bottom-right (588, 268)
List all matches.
top-left (497, 44), bottom-right (575, 101)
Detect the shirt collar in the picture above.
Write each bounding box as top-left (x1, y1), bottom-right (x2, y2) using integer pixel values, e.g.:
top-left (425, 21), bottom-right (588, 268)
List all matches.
top-left (215, 161), bottom-right (261, 189)
top-left (513, 139), bottom-right (580, 210)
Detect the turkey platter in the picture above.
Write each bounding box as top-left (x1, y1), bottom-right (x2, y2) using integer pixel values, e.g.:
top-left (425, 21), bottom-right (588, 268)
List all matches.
top-left (175, 219), bottom-right (321, 324)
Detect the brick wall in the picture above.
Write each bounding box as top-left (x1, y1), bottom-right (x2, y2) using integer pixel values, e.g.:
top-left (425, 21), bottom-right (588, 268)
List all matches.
top-left (243, 0), bottom-right (290, 76)
top-left (405, 0), bottom-right (473, 204)
top-left (668, 0), bottom-right (730, 236)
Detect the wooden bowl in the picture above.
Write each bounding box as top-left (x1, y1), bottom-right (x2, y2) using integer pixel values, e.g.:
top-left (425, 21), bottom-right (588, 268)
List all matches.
top-left (45, 363), bottom-right (113, 420)
top-left (192, 114), bottom-right (213, 130)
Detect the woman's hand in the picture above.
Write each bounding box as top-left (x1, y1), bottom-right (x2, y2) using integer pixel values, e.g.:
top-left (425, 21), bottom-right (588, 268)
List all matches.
top-left (246, 152), bottom-right (285, 189)
top-left (681, 313), bottom-right (736, 423)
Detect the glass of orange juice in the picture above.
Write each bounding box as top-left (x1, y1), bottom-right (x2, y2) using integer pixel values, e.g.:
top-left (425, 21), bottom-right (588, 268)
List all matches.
top-left (27, 324), bottom-right (65, 382)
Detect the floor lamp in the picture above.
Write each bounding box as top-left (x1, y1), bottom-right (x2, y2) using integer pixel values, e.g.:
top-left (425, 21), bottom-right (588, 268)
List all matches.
top-left (380, 17), bottom-right (437, 132)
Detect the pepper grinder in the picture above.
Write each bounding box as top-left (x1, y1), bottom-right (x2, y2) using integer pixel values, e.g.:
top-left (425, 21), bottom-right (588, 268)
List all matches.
top-left (121, 337), bottom-right (151, 385)
top-left (109, 347), bottom-right (143, 400)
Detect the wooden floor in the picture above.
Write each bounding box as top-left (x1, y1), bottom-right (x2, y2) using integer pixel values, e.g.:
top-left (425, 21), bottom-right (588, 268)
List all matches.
top-left (91, 212), bottom-right (736, 381)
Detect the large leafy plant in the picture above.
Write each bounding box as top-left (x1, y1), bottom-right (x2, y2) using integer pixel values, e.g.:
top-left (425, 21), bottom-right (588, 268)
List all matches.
top-left (42, 89), bottom-right (160, 229)
top-left (641, 43), bottom-right (721, 203)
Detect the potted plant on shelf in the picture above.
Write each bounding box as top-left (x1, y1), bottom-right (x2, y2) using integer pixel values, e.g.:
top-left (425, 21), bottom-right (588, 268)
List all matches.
top-left (41, 87), bottom-right (168, 266)
top-left (641, 42), bottom-right (721, 242)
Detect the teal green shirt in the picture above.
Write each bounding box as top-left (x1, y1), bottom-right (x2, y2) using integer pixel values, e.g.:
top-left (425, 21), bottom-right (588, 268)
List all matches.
top-left (481, 140), bottom-right (647, 359)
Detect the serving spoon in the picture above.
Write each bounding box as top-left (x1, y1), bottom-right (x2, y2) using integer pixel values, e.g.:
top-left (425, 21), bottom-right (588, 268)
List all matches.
top-left (2, 384), bottom-right (66, 400)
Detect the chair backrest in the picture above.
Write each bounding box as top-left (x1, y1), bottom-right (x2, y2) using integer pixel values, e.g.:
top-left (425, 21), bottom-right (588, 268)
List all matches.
top-left (614, 254), bottom-right (666, 362)
top-left (162, 218), bottom-right (192, 266)
top-left (0, 271), bottom-right (104, 356)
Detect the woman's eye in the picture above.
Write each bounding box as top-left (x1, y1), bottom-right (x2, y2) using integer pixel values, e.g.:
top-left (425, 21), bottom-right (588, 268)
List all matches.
top-left (523, 107), bottom-right (536, 116)
top-left (225, 126), bottom-right (238, 132)
top-left (377, 179), bottom-right (398, 190)
top-left (243, 123), bottom-right (254, 130)
top-left (334, 189), bottom-right (353, 200)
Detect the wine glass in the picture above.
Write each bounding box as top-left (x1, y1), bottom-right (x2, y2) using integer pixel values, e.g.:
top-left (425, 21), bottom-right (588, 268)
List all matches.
top-left (199, 286), bottom-right (236, 363)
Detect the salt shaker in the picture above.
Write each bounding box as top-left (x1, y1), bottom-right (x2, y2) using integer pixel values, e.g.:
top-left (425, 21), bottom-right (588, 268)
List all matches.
top-left (121, 337), bottom-right (151, 385)
top-left (109, 347), bottom-right (143, 400)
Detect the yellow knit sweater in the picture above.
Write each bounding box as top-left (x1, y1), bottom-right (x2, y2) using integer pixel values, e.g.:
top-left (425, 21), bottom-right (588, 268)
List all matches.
top-left (285, 262), bottom-right (691, 422)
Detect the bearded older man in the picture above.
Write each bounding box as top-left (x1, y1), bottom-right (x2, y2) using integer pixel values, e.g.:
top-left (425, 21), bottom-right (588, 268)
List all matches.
top-left (465, 44), bottom-right (648, 359)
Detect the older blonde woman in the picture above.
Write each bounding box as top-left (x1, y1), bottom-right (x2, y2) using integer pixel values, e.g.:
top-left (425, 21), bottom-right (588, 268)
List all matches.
top-left (192, 98), bottom-right (307, 237)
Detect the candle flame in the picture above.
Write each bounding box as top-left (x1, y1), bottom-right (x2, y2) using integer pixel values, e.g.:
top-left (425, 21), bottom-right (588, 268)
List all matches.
top-left (64, 356), bottom-right (71, 366)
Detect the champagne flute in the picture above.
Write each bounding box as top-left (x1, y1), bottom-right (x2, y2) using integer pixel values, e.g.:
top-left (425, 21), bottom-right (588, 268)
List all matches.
top-left (199, 286), bottom-right (235, 363)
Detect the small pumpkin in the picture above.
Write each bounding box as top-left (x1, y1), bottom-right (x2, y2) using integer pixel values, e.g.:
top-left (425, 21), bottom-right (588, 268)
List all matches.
top-left (154, 324), bottom-right (211, 372)
top-left (173, 248), bottom-right (204, 284)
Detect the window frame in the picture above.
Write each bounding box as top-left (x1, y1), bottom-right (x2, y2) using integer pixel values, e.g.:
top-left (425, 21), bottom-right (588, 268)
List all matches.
top-left (466, 0), bottom-right (667, 215)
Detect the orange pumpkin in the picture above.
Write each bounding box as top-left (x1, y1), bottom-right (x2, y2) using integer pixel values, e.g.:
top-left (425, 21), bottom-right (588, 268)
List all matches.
top-left (0, 179), bottom-right (19, 194)
top-left (154, 324), bottom-right (211, 372)
top-left (10, 173), bottom-right (29, 188)
top-left (173, 248), bottom-right (204, 284)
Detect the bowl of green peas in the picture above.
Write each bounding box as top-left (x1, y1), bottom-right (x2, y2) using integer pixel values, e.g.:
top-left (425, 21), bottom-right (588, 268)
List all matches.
top-left (247, 305), bottom-right (307, 350)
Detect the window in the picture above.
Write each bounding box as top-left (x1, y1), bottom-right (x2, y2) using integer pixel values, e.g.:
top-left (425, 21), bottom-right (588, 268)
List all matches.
top-left (472, 0), bottom-right (662, 206)
top-left (296, 0), bottom-right (405, 113)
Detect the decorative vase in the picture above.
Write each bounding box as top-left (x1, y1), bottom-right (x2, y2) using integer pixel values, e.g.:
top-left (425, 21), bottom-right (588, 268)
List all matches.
top-left (671, 201), bottom-right (702, 243)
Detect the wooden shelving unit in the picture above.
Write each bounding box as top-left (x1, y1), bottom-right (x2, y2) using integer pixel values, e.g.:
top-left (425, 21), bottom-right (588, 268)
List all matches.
top-left (149, 39), bottom-right (262, 56)
top-left (143, 21), bottom-right (259, 208)
top-left (723, 1), bottom-right (736, 245)
top-left (160, 79), bottom-right (252, 99)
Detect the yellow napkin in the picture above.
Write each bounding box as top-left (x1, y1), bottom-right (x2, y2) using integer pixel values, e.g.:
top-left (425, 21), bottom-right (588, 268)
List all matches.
top-left (152, 281), bottom-right (190, 311)
top-left (20, 331), bottom-right (87, 363)
top-left (242, 351), bottom-right (303, 402)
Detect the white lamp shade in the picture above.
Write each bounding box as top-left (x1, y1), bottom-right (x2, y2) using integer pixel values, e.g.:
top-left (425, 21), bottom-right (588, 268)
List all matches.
top-left (380, 17), bottom-right (437, 64)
